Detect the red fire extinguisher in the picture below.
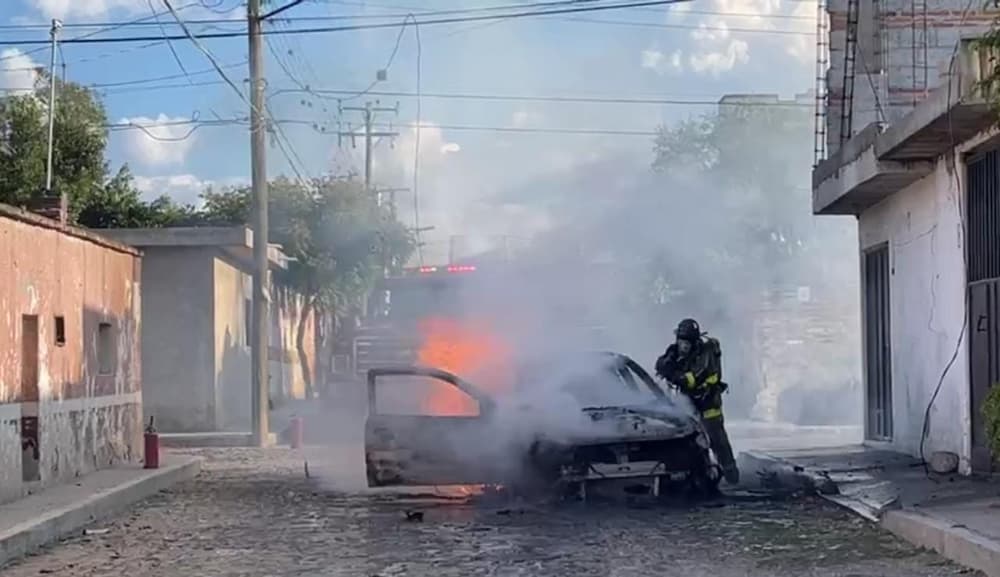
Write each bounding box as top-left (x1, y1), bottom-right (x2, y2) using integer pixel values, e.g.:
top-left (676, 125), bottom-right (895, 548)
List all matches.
top-left (144, 416), bottom-right (159, 469)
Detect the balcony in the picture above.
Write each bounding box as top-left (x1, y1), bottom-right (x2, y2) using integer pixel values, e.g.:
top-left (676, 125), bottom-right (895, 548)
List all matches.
top-left (813, 39), bottom-right (997, 215)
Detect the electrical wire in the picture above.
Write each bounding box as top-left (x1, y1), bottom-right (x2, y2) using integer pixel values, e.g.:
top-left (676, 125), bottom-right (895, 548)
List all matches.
top-left (270, 87), bottom-right (814, 108)
top-left (917, 0), bottom-right (977, 476)
top-left (0, 0), bottom-right (700, 46)
top-left (100, 116), bottom-right (665, 136)
top-left (159, 0), bottom-right (314, 186)
top-left (86, 61), bottom-right (245, 88)
top-left (148, 0), bottom-right (198, 86)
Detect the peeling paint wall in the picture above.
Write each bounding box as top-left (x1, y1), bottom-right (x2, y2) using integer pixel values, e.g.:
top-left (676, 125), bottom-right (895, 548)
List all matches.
top-left (0, 209), bottom-right (142, 504)
top-left (858, 151), bottom-right (970, 470)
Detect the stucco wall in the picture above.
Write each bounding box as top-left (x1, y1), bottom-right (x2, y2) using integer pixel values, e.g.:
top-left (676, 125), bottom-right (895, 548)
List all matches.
top-left (214, 256), bottom-right (251, 431)
top-left (0, 209), bottom-right (142, 504)
top-left (858, 154), bottom-right (970, 468)
top-left (139, 247), bottom-right (215, 432)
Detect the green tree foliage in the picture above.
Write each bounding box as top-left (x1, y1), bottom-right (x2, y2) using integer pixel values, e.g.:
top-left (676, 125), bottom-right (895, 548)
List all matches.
top-left (984, 384), bottom-right (1000, 463)
top-left (0, 76), bottom-right (187, 226)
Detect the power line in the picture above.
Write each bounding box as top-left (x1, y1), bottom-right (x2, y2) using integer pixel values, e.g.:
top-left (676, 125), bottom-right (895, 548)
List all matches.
top-left (270, 87), bottom-right (814, 108)
top-left (159, 0), bottom-right (314, 186)
top-left (0, 0), bottom-right (699, 46)
top-left (0, 1), bottom-right (205, 60)
top-left (102, 116), bottom-right (665, 136)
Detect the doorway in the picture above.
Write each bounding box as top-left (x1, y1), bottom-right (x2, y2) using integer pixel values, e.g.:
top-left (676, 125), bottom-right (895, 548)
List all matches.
top-left (967, 149), bottom-right (1000, 473)
top-left (863, 245), bottom-right (892, 441)
top-left (20, 314), bottom-right (40, 482)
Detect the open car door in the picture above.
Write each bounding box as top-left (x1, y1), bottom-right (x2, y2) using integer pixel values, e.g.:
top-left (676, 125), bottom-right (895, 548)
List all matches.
top-left (365, 366), bottom-right (499, 487)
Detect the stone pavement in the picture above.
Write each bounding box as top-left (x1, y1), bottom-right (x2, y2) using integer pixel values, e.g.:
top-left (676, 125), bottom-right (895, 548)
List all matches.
top-left (0, 454), bottom-right (201, 568)
top-left (741, 445), bottom-right (1000, 577)
top-left (0, 447), bottom-right (981, 577)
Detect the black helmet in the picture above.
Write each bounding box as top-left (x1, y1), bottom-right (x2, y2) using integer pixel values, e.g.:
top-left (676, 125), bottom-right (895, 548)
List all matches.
top-left (675, 318), bottom-right (701, 341)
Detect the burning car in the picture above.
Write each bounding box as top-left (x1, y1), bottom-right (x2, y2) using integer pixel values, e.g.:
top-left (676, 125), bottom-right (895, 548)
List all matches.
top-left (364, 352), bottom-right (723, 499)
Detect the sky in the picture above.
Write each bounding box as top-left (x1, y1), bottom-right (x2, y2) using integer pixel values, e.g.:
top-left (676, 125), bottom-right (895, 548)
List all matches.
top-left (0, 0), bottom-right (819, 264)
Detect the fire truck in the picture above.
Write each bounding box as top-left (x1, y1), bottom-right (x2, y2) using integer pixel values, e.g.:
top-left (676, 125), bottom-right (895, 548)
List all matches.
top-left (350, 264), bottom-right (484, 378)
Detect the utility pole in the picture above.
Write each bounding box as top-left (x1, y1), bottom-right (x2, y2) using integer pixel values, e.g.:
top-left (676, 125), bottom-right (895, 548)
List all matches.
top-left (374, 187), bottom-right (408, 219)
top-left (338, 101), bottom-right (398, 204)
top-left (45, 19), bottom-right (63, 223)
top-left (248, 0), bottom-right (269, 447)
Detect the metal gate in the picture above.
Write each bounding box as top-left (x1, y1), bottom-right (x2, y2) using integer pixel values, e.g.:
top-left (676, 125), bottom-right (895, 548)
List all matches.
top-left (966, 149), bottom-right (1000, 472)
top-left (863, 244), bottom-right (892, 441)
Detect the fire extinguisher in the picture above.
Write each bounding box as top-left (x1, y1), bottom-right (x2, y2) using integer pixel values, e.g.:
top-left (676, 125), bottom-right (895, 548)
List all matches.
top-left (144, 416), bottom-right (159, 470)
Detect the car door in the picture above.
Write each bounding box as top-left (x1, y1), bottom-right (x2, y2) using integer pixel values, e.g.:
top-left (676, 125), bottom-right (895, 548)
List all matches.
top-left (365, 366), bottom-right (500, 487)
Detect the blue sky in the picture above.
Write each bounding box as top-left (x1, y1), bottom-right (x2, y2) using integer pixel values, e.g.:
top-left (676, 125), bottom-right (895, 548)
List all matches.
top-left (1, 0), bottom-right (817, 263)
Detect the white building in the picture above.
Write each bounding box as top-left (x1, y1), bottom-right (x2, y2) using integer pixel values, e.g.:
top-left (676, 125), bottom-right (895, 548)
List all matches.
top-left (814, 35), bottom-right (998, 473)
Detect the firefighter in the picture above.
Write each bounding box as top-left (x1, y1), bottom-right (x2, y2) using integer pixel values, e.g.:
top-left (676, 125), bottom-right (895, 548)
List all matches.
top-left (655, 318), bottom-right (739, 485)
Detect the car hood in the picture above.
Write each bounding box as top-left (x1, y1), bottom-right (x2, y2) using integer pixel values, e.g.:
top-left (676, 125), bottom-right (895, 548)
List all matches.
top-left (539, 403), bottom-right (702, 446)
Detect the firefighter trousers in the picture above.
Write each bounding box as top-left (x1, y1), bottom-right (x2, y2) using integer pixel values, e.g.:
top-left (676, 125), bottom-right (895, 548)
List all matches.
top-left (702, 414), bottom-right (739, 484)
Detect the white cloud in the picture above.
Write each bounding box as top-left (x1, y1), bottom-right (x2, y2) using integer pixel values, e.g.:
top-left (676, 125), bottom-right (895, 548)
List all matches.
top-left (28, 0), bottom-right (242, 19)
top-left (784, 1), bottom-right (819, 64)
top-left (670, 50), bottom-right (684, 71)
top-left (117, 113), bottom-right (198, 167)
top-left (134, 174), bottom-right (246, 205)
top-left (0, 49), bottom-right (40, 94)
top-left (29, 0), bottom-right (144, 19)
top-left (641, 49), bottom-right (664, 70)
top-left (689, 39), bottom-right (750, 75)
top-left (665, 0), bottom-right (815, 73)
top-left (511, 108), bottom-right (543, 128)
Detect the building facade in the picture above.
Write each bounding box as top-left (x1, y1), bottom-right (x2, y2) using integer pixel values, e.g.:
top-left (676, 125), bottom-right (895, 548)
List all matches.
top-left (105, 227), bottom-right (316, 434)
top-left (815, 0), bottom-right (999, 472)
top-left (0, 205), bottom-right (143, 504)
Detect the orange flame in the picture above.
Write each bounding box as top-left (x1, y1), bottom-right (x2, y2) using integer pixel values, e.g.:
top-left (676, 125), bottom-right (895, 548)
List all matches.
top-left (416, 317), bottom-right (512, 416)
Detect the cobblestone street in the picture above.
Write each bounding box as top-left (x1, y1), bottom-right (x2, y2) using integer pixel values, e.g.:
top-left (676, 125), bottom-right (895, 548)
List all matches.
top-left (0, 449), bottom-right (977, 577)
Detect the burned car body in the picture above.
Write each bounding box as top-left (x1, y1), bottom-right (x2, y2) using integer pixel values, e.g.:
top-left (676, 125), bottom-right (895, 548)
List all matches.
top-left (364, 352), bottom-right (722, 497)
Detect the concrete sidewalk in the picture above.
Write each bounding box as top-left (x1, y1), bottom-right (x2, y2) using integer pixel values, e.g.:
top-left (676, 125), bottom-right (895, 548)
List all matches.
top-left (0, 454), bottom-right (201, 568)
top-left (741, 445), bottom-right (1000, 577)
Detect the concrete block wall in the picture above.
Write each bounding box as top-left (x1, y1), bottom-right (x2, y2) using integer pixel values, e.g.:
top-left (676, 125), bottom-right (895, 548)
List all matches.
top-left (825, 0), bottom-right (996, 155)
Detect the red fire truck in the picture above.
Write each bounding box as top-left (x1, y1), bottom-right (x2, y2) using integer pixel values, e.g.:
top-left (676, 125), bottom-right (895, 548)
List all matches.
top-left (350, 264), bottom-right (483, 378)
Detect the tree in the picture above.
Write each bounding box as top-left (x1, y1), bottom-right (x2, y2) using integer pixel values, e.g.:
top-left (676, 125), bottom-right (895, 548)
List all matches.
top-left (198, 177), bottom-right (415, 395)
top-left (0, 76), bottom-right (187, 226)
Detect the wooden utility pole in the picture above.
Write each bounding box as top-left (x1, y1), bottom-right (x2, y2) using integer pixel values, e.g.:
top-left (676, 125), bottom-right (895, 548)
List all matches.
top-left (338, 101), bottom-right (398, 204)
top-left (248, 0), bottom-right (270, 447)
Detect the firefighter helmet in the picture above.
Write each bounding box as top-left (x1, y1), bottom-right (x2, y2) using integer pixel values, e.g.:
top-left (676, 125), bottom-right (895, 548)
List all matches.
top-left (675, 318), bottom-right (702, 341)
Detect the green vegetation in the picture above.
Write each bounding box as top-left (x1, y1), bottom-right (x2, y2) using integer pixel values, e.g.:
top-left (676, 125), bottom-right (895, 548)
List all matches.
top-left (983, 384), bottom-right (1000, 462)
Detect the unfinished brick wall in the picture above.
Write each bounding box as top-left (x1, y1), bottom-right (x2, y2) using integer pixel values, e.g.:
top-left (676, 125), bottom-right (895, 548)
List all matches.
top-left (825, 0), bottom-right (997, 153)
top-left (751, 286), bottom-right (862, 425)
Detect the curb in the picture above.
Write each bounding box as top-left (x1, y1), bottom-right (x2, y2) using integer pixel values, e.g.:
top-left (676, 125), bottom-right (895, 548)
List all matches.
top-left (883, 510), bottom-right (1000, 577)
top-left (160, 432), bottom-right (277, 448)
top-left (0, 457), bottom-right (202, 568)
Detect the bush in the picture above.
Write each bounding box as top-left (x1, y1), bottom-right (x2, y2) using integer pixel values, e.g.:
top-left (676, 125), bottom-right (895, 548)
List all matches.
top-left (984, 384), bottom-right (1000, 462)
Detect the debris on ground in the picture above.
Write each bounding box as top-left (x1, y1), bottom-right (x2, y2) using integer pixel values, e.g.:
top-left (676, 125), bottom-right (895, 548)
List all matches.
top-left (404, 511), bottom-right (424, 522)
top-left (82, 529), bottom-right (110, 536)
